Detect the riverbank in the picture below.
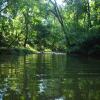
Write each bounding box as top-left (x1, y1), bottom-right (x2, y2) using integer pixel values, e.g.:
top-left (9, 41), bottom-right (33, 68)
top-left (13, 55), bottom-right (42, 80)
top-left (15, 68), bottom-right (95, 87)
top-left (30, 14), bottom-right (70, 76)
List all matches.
top-left (0, 45), bottom-right (53, 55)
top-left (0, 47), bottom-right (100, 59)
top-left (68, 47), bottom-right (100, 58)
top-left (0, 47), bottom-right (39, 55)
top-left (0, 47), bottom-right (67, 56)
top-left (68, 44), bottom-right (100, 57)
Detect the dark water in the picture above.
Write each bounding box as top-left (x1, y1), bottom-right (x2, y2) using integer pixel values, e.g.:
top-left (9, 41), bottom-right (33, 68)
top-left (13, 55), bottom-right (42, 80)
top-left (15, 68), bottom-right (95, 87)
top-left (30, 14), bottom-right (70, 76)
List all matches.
top-left (0, 54), bottom-right (100, 100)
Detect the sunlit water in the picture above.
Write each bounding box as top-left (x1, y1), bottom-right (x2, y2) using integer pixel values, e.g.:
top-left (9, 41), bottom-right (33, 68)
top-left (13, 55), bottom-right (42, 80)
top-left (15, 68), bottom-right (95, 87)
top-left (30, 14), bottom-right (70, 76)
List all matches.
top-left (0, 54), bottom-right (100, 100)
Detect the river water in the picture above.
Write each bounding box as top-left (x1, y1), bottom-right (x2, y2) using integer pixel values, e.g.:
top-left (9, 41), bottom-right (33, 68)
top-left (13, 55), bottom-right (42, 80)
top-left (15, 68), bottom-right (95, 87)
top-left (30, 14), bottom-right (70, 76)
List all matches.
top-left (0, 54), bottom-right (100, 100)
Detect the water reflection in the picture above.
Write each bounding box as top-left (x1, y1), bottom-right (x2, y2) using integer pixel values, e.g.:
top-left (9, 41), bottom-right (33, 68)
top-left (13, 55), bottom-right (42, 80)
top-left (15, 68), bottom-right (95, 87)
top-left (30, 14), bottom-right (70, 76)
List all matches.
top-left (0, 54), bottom-right (100, 100)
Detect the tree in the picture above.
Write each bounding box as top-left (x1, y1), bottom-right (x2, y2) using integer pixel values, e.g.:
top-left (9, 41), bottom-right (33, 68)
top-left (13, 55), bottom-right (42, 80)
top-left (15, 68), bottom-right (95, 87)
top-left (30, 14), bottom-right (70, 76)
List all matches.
top-left (48, 0), bottom-right (71, 46)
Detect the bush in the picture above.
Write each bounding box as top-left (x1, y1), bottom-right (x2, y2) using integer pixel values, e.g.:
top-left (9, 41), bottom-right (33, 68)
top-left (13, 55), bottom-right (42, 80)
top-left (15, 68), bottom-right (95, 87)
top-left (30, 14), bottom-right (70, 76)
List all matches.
top-left (69, 25), bottom-right (100, 56)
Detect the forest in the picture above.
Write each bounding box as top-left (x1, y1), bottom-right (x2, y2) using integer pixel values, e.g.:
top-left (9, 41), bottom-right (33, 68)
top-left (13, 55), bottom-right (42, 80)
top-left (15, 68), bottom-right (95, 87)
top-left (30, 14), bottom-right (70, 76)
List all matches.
top-left (0, 0), bottom-right (100, 55)
top-left (0, 0), bottom-right (100, 100)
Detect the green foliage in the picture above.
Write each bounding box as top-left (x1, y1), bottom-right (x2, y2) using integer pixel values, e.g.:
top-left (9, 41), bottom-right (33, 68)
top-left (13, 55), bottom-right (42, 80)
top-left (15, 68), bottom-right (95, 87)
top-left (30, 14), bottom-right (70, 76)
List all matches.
top-left (0, 0), bottom-right (100, 55)
top-left (70, 25), bottom-right (100, 55)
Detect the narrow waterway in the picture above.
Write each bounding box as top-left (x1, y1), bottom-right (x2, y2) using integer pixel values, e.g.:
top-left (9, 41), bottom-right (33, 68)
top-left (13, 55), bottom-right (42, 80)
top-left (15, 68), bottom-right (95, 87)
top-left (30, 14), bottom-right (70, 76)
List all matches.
top-left (0, 54), bottom-right (100, 100)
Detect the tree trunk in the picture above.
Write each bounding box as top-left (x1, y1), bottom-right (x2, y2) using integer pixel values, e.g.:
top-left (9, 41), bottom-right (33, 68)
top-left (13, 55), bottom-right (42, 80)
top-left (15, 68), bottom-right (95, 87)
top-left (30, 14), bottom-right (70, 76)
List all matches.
top-left (87, 0), bottom-right (91, 28)
top-left (23, 10), bottom-right (29, 47)
top-left (49, 0), bottom-right (70, 46)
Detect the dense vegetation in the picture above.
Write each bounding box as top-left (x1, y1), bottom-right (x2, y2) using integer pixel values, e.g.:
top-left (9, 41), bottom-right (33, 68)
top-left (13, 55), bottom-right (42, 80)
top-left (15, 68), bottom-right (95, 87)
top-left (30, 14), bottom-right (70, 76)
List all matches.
top-left (0, 0), bottom-right (100, 55)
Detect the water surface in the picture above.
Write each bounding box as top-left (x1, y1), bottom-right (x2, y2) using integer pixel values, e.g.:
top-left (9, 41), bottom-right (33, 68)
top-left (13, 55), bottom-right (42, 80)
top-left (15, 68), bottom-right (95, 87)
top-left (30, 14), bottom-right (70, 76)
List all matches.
top-left (0, 54), bottom-right (100, 100)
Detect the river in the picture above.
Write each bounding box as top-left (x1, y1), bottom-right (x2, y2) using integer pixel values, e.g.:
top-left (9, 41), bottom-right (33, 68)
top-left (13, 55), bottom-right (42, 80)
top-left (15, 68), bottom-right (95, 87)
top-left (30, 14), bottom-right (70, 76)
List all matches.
top-left (0, 54), bottom-right (100, 100)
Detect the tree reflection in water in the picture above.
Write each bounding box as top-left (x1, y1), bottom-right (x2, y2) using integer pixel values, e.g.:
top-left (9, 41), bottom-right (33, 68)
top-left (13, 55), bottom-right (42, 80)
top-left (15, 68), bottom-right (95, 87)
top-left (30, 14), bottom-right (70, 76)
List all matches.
top-left (0, 54), bottom-right (100, 100)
